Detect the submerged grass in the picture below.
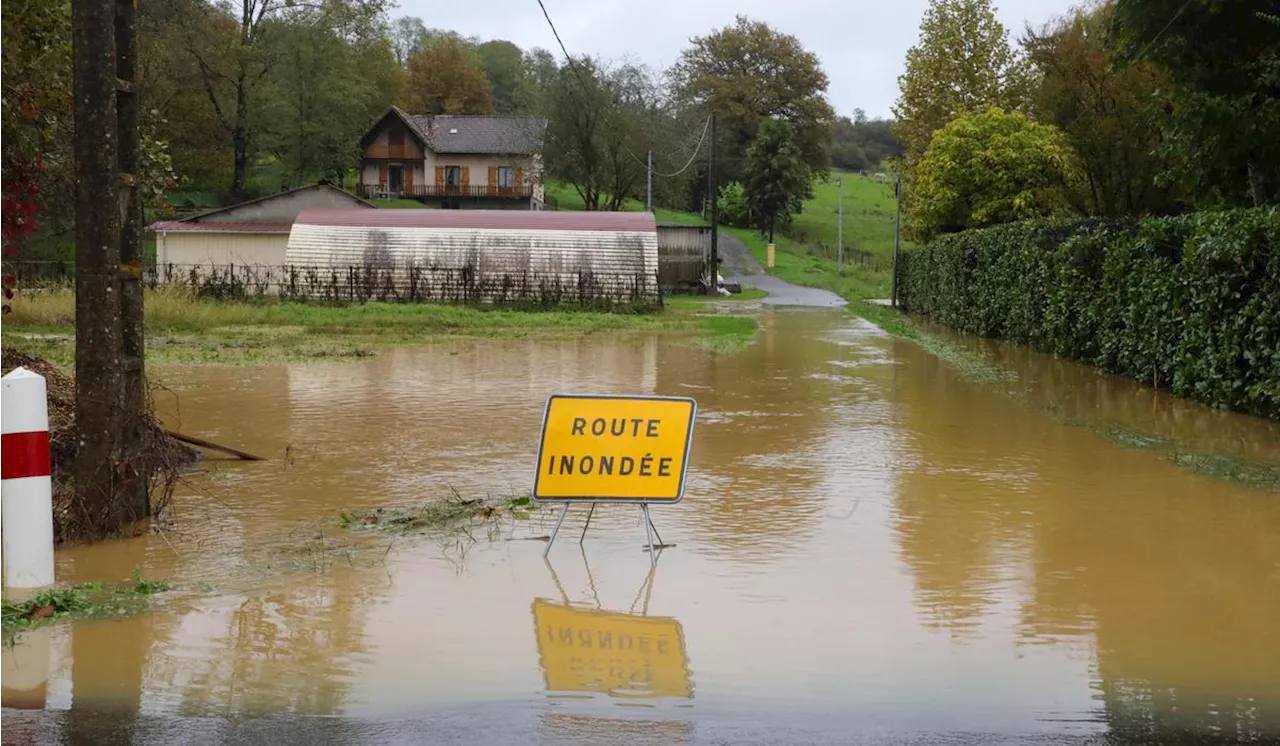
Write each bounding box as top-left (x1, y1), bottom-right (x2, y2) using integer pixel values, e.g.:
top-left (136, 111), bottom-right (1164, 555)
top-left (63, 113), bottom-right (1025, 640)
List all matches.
top-left (3, 286), bottom-right (730, 364)
top-left (2, 567), bottom-right (171, 642)
top-left (696, 315), bottom-right (759, 353)
top-left (342, 491), bottom-right (540, 534)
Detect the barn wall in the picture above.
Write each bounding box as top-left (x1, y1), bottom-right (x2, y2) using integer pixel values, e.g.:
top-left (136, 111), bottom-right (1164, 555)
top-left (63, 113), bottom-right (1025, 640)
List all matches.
top-left (158, 232), bottom-right (289, 266)
top-left (656, 225), bottom-right (709, 289)
top-left (284, 225), bottom-right (659, 304)
top-left (198, 187), bottom-right (369, 224)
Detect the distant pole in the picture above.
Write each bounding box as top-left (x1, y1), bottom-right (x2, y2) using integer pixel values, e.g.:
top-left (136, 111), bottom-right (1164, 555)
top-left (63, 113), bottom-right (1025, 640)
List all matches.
top-left (892, 173), bottom-right (902, 308)
top-left (646, 151), bottom-right (653, 213)
top-left (836, 176), bottom-right (844, 274)
top-left (707, 113), bottom-right (719, 294)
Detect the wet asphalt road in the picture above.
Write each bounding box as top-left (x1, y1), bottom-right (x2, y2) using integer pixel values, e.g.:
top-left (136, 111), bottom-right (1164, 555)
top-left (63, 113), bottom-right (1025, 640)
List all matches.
top-left (717, 233), bottom-right (847, 309)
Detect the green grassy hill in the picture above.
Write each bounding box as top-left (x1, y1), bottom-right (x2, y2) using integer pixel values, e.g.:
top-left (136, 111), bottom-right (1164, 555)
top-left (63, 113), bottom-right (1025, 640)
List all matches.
top-left (547, 171), bottom-right (907, 301)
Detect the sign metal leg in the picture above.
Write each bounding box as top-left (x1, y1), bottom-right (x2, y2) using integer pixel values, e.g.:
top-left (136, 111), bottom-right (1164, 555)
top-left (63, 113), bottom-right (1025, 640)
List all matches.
top-left (579, 502), bottom-right (596, 544)
top-left (543, 502), bottom-right (570, 558)
top-left (641, 503), bottom-right (657, 568)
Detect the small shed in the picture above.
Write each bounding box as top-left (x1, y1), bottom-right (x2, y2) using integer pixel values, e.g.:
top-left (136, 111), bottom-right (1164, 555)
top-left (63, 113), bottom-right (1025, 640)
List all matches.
top-left (284, 209), bottom-right (660, 307)
top-left (150, 183), bottom-right (373, 267)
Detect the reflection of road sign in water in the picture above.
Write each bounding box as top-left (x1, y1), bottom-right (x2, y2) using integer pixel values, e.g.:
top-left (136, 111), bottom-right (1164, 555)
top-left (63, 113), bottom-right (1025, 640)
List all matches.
top-left (532, 600), bottom-right (693, 699)
top-left (534, 394), bottom-right (697, 503)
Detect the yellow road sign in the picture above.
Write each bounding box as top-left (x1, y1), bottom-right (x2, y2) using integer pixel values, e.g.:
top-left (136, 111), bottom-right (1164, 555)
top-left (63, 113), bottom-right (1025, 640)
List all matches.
top-left (531, 599), bottom-right (693, 699)
top-left (533, 394), bottom-right (696, 503)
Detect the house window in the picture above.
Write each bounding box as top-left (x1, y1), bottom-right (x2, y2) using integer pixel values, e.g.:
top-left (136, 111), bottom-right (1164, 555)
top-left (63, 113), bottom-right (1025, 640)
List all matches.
top-left (498, 167), bottom-right (515, 188)
top-left (445, 166), bottom-right (462, 187)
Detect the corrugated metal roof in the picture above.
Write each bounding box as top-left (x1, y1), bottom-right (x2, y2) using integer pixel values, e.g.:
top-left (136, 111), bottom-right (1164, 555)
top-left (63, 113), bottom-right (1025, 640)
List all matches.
top-left (293, 209), bottom-right (657, 233)
top-left (151, 221), bottom-right (292, 233)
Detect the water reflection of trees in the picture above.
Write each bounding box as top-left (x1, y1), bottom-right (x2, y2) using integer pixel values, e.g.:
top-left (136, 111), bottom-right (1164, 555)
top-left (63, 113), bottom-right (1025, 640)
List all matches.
top-left (655, 312), bottom-right (855, 558)
top-left (889, 334), bottom-right (1280, 740)
top-left (164, 564), bottom-right (388, 717)
top-left (888, 338), bottom-right (1042, 633)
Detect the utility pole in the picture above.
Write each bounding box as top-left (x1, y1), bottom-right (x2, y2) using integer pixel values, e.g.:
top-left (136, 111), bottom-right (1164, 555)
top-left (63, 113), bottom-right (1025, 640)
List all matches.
top-left (73, 0), bottom-right (126, 536)
top-left (707, 113), bottom-right (718, 295)
top-left (117, 0), bottom-right (149, 518)
top-left (836, 176), bottom-right (844, 274)
top-left (892, 173), bottom-right (902, 308)
top-left (646, 151), bottom-right (653, 213)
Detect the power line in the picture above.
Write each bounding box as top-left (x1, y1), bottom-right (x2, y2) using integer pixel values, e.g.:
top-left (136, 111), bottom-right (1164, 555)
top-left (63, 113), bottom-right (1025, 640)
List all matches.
top-left (648, 116), bottom-right (711, 178)
top-left (534, 0), bottom-right (708, 181)
top-left (535, 0), bottom-right (590, 91)
top-left (1131, 0), bottom-right (1193, 64)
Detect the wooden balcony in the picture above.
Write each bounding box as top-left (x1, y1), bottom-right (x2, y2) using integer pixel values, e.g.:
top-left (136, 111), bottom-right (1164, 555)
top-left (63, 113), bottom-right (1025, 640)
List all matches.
top-left (358, 183), bottom-right (536, 200)
top-left (364, 144), bottom-right (423, 159)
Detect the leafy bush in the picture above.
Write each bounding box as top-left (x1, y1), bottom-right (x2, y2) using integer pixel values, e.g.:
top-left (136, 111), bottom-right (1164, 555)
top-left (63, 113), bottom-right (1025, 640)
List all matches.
top-left (898, 208), bottom-right (1280, 418)
top-left (717, 181), bottom-right (750, 228)
top-left (909, 107), bottom-right (1079, 242)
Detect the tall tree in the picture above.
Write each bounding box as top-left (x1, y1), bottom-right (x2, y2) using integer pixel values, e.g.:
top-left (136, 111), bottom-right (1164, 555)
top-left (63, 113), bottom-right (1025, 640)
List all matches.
top-left (390, 16), bottom-right (428, 65)
top-left (2, 0), bottom-right (74, 294)
top-left (1023, 3), bottom-right (1179, 217)
top-left (672, 15), bottom-right (834, 185)
top-left (743, 118), bottom-right (812, 242)
top-left (476, 40), bottom-right (527, 114)
top-left (542, 58), bottom-right (653, 211)
top-left (269, 18), bottom-right (398, 187)
top-left (170, 0), bottom-right (388, 199)
top-left (1111, 0), bottom-right (1280, 207)
top-left (403, 36), bottom-right (494, 115)
top-left (908, 107), bottom-right (1078, 240)
top-left (893, 0), bottom-right (1026, 169)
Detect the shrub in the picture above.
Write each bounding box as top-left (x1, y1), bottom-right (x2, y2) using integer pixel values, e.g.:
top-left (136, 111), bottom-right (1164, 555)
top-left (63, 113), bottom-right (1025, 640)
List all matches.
top-left (898, 208), bottom-right (1280, 418)
top-left (717, 181), bottom-right (750, 228)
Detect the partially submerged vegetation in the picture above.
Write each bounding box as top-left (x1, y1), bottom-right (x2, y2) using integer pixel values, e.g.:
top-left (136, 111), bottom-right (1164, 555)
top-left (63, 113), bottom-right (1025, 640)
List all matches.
top-left (3, 286), bottom-right (748, 365)
top-left (0, 350), bottom-right (195, 544)
top-left (695, 315), bottom-right (759, 353)
top-left (341, 492), bottom-right (540, 537)
top-left (1, 568), bottom-right (171, 642)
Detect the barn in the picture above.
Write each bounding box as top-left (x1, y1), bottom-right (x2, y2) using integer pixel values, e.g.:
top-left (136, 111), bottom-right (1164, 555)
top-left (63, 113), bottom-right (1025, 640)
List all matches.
top-left (283, 209), bottom-right (661, 307)
top-left (149, 183), bottom-right (374, 268)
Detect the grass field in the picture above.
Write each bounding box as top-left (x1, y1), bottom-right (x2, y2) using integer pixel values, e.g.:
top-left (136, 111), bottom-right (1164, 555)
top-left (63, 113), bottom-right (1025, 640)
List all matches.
top-left (550, 171), bottom-right (907, 303)
top-left (3, 287), bottom-right (755, 365)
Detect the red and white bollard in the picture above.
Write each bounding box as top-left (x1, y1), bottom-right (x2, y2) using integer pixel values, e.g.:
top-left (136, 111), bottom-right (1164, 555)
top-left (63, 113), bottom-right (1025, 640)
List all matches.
top-left (2, 366), bottom-right (56, 588)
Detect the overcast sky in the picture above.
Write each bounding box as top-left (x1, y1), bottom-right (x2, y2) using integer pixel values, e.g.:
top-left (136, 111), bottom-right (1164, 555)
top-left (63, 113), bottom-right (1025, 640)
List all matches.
top-left (395, 0), bottom-right (1075, 119)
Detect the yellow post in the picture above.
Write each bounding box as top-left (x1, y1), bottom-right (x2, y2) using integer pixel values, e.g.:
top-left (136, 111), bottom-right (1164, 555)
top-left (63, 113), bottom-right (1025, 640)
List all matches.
top-left (767, 243), bottom-right (775, 268)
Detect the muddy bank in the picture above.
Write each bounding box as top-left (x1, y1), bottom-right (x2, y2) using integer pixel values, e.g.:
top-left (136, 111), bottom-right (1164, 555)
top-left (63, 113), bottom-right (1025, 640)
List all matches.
top-left (0, 350), bottom-right (195, 544)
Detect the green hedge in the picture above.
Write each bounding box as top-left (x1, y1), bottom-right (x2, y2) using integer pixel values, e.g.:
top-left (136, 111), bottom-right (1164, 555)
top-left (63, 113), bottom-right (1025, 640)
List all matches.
top-left (898, 208), bottom-right (1280, 419)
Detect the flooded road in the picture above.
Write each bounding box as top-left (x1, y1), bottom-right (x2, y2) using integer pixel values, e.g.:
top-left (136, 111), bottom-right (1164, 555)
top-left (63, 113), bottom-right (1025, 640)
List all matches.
top-left (4, 309), bottom-right (1280, 745)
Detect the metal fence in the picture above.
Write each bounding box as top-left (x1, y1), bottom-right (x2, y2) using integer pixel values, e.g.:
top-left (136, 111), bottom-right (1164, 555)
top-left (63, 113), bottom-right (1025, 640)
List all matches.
top-left (5, 261), bottom-right (663, 309)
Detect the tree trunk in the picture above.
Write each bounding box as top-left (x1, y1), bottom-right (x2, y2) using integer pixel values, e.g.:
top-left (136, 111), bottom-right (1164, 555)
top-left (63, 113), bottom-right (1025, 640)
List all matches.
top-left (231, 76), bottom-right (249, 200)
top-left (72, 0), bottom-right (126, 536)
top-left (116, 0), bottom-right (149, 522)
top-left (1247, 159), bottom-right (1271, 207)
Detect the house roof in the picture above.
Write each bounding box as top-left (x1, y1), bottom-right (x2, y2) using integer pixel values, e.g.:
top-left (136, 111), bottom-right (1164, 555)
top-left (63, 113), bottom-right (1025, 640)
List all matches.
top-left (421, 115), bottom-right (546, 155)
top-left (147, 183), bottom-right (373, 232)
top-left (150, 221), bottom-right (292, 233)
top-left (293, 209), bottom-right (656, 233)
top-left (361, 107), bottom-right (546, 156)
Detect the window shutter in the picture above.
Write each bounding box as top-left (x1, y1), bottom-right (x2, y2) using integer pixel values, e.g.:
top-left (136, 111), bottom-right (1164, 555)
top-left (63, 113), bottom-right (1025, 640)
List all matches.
top-left (435, 166), bottom-right (445, 187)
top-left (514, 168), bottom-right (524, 192)
top-left (404, 167), bottom-right (413, 193)
top-left (461, 167), bottom-right (470, 189)
top-left (378, 164), bottom-right (388, 188)
top-left (488, 166), bottom-right (498, 195)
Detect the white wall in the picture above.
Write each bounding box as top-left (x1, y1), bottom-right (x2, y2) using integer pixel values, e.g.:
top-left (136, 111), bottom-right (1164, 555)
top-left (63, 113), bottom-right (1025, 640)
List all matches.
top-left (159, 232), bottom-right (289, 267)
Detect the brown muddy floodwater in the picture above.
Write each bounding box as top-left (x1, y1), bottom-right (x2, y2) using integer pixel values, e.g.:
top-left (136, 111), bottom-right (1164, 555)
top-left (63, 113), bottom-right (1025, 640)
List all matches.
top-left (4, 309), bottom-right (1280, 745)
